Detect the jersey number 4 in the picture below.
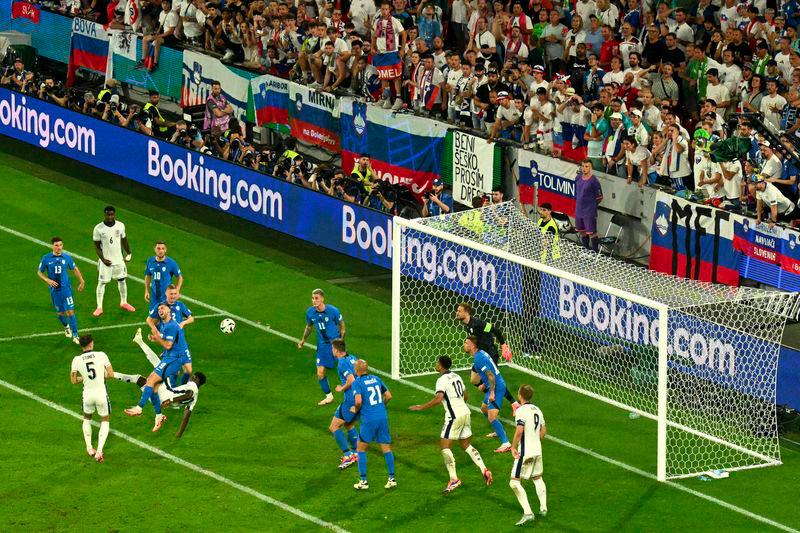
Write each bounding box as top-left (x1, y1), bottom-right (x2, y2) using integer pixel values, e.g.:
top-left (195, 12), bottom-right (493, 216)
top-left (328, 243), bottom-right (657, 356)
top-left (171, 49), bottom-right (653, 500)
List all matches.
top-left (367, 385), bottom-right (383, 406)
top-left (85, 362), bottom-right (96, 380)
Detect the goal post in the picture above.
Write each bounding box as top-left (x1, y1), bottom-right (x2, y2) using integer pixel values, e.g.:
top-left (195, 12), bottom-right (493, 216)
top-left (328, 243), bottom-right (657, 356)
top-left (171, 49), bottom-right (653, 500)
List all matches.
top-left (391, 202), bottom-right (796, 481)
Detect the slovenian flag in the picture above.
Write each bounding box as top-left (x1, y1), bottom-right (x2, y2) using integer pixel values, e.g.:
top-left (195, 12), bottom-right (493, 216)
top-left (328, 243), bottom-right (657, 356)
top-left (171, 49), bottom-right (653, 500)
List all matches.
top-left (423, 85), bottom-right (440, 111)
top-left (66, 18), bottom-right (109, 86)
top-left (251, 74), bottom-right (290, 134)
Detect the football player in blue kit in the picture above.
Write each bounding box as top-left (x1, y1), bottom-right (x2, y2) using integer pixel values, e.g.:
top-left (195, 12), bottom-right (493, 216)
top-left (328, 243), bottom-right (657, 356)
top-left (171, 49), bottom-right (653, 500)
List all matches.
top-left (37, 237), bottom-right (85, 344)
top-left (144, 284), bottom-right (194, 385)
top-left (329, 339), bottom-right (360, 470)
top-left (143, 241), bottom-right (183, 315)
top-left (298, 288), bottom-right (346, 405)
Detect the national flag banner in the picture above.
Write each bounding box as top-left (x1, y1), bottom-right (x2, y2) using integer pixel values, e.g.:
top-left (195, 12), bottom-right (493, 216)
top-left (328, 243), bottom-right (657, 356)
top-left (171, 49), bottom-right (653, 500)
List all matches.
top-left (649, 191), bottom-right (741, 286)
top-left (516, 148), bottom-right (578, 216)
top-left (339, 97), bottom-right (448, 195)
top-left (250, 74), bottom-right (289, 134)
top-left (124, 0), bottom-right (142, 31)
top-left (289, 82), bottom-right (340, 152)
top-left (733, 219), bottom-right (800, 291)
top-left (109, 30), bottom-right (137, 61)
top-left (67, 18), bottom-right (109, 86)
top-left (445, 130), bottom-right (500, 207)
top-left (11, 1), bottom-right (40, 23)
top-left (181, 50), bottom-right (250, 123)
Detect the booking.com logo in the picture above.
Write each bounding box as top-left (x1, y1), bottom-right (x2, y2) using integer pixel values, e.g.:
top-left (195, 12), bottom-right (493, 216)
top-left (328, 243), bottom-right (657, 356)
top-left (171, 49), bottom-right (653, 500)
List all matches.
top-left (0, 92), bottom-right (95, 154)
top-left (403, 234), bottom-right (498, 293)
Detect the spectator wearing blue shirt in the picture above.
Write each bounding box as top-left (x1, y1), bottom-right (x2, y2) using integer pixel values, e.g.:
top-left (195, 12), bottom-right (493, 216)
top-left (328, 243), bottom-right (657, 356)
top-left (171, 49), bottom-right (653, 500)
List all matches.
top-left (422, 178), bottom-right (453, 217)
top-left (417, 3), bottom-right (442, 47)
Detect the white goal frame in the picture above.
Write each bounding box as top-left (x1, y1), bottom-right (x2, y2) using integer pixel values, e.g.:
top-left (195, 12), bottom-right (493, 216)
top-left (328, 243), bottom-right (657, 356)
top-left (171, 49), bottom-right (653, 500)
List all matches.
top-left (391, 215), bottom-right (784, 482)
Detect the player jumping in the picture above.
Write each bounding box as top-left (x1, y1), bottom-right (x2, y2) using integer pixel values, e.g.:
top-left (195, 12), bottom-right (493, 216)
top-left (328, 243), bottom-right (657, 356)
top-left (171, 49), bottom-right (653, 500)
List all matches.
top-left (298, 289), bottom-right (345, 405)
top-left (70, 335), bottom-right (113, 462)
top-left (509, 384), bottom-right (548, 526)
top-left (143, 241), bottom-right (183, 315)
top-left (456, 303), bottom-right (519, 417)
top-left (145, 284), bottom-right (194, 384)
top-left (464, 336), bottom-right (512, 452)
top-left (92, 205), bottom-right (135, 316)
top-left (330, 340), bottom-right (360, 469)
top-left (351, 359), bottom-right (396, 490)
top-left (409, 355), bottom-right (493, 494)
top-left (38, 237), bottom-right (85, 344)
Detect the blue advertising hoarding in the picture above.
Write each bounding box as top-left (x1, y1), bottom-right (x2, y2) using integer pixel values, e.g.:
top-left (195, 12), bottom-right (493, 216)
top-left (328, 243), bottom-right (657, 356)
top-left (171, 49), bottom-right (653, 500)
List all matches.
top-left (0, 88), bottom-right (393, 268)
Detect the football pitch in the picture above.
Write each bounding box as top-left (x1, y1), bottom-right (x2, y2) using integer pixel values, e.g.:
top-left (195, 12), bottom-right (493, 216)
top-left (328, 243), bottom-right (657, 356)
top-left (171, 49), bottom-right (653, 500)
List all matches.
top-left (2, 138), bottom-right (800, 532)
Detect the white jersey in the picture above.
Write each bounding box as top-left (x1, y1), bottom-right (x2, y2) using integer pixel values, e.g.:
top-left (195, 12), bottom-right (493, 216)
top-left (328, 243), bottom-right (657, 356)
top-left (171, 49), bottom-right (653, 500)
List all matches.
top-left (92, 221), bottom-right (126, 265)
top-left (159, 381), bottom-right (199, 411)
top-left (435, 371), bottom-right (470, 420)
top-left (515, 403), bottom-right (545, 457)
top-left (71, 351), bottom-right (111, 394)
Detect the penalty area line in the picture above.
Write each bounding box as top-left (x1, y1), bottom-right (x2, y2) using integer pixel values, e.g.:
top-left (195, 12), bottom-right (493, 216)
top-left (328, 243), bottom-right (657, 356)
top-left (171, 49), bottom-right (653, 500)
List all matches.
top-left (0, 378), bottom-right (350, 533)
top-left (0, 314), bottom-right (225, 343)
top-left (2, 223), bottom-right (798, 533)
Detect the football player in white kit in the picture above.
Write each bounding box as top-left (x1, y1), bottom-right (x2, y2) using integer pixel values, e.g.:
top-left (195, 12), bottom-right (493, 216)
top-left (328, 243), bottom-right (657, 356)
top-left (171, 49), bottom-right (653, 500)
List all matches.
top-left (92, 206), bottom-right (135, 316)
top-left (509, 384), bottom-right (547, 526)
top-left (70, 335), bottom-right (114, 463)
top-left (409, 355), bottom-right (493, 494)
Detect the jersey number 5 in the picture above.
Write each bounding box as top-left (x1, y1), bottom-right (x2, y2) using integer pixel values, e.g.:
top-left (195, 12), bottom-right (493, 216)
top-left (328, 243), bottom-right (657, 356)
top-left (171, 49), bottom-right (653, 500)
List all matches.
top-left (85, 362), bottom-right (96, 380)
top-left (367, 385), bottom-right (383, 406)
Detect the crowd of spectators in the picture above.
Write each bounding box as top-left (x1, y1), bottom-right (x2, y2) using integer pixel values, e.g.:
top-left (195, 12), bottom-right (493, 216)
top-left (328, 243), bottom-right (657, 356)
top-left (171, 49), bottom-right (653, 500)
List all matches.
top-left (9, 0), bottom-right (800, 221)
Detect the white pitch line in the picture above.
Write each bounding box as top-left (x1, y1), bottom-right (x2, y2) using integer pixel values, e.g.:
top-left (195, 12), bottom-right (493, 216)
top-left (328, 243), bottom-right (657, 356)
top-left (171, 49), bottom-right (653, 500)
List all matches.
top-left (3, 222), bottom-right (799, 533)
top-left (0, 378), bottom-right (349, 533)
top-left (0, 314), bottom-right (224, 342)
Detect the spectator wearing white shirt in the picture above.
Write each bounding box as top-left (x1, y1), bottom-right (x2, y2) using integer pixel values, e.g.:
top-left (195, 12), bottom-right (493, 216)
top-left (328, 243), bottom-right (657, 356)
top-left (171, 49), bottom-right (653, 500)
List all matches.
top-left (659, 124), bottom-right (692, 190)
top-left (705, 69), bottom-right (732, 117)
top-left (140, 0), bottom-right (179, 72)
top-left (750, 180), bottom-right (799, 226)
top-left (775, 37), bottom-right (795, 83)
top-left (563, 15), bottom-right (587, 61)
top-left (623, 136), bottom-right (650, 187)
top-left (489, 91), bottom-right (522, 141)
top-left (760, 142), bottom-right (783, 182)
top-left (523, 87), bottom-right (556, 153)
top-left (504, 27), bottom-right (530, 62)
top-left (575, 0), bottom-right (597, 29)
top-left (718, 50), bottom-right (742, 97)
top-left (470, 16), bottom-right (497, 63)
top-left (349, 0), bottom-right (377, 38)
top-left (618, 23), bottom-right (641, 70)
top-left (595, 0), bottom-right (619, 31)
top-left (178, 0), bottom-right (205, 45)
top-left (628, 109), bottom-right (649, 147)
top-left (673, 8), bottom-right (694, 50)
top-left (760, 79), bottom-right (788, 132)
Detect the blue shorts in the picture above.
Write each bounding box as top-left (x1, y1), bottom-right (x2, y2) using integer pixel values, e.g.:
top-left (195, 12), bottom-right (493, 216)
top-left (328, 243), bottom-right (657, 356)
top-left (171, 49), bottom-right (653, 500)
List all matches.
top-left (334, 401), bottom-right (360, 424)
top-left (179, 349), bottom-right (192, 366)
top-left (484, 382), bottom-right (506, 411)
top-left (359, 418), bottom-right (391, 444)
top-left (51, 289), bottom-right (75, 313)
top-left (316, 344), bottom-right (335, 369)
top-left (154, 358), bottom-right (184, 380)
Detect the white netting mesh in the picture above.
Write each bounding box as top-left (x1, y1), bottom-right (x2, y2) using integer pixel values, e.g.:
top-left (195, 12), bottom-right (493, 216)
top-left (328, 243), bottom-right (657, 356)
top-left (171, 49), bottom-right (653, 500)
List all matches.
top-left (395, 201), bottom-right (798, 479)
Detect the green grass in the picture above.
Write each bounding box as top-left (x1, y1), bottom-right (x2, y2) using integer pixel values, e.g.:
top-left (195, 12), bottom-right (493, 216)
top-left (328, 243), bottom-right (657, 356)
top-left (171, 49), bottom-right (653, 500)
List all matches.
top-left (1, 138), bottom-right (800, 532)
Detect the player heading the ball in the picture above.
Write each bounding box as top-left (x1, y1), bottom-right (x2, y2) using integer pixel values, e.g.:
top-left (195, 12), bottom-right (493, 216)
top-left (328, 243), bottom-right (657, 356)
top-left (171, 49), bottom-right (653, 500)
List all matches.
top-left (38, 236), bottom-right (85, 345)
top-left (298, 288), bottom-right (346, 405)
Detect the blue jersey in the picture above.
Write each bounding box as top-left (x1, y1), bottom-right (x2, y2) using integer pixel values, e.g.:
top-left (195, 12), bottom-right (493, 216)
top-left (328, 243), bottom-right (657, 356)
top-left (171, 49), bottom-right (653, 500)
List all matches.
top-left (144, 256), bottom-right (181, 301)
top-left (149, 300), bottom-right (193, 325)
top-left (38, 252), bottom-right (76, 292)
top-left (352, 374), bottom-right (388, 423)
top-left (159, 319), bottom-right (189, 361)
top-left (473, 350), bottom-right (506, 390)
top-left (305, 304), bottom-right (343, 345)
top-left (337, 354), bottom-right (358, 404)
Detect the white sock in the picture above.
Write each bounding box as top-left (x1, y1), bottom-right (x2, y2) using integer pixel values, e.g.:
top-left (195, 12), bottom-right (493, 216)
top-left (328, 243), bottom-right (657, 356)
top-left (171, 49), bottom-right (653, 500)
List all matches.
top-left (441, 448), bottom-right (457, 481)
top-left (82, 419), bottom-right (93, 451)
top-left (118, 280), bottom-right (128, 304)
top-left (113, 372), bottom-right (141, 383)
top-left (97, 421), bottom-right (109, 453)
top-left (510, 479), bottom-right (533, 515)
top-left (96, 282), bottom-right (106, 308)
top-left (465, 445), bottom-right (487, 472)
top-left (533, 478), bottom-right (547, 512)
top-left (136, 340), bottom-right (161, 367)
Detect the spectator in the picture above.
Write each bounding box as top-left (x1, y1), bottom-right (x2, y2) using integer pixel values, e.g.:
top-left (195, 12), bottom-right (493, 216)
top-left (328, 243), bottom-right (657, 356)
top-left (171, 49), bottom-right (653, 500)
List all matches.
top-left (761, 79), bottom-right (788, 132)
top-left (622, 136), bottom-right (650, 187)
top-left (417, 3), bottom-right (442, 48)
top-left (658, 124), bottom-right (691, 190)
top-left (372, 1), bottom-right (407, 110)
top-left (139, 0), bottom-right (179, 72)
top-left (489, 91), bottom-right (521, 141)
top-left (421, 178), bottom-right (453, 216)
top-left (1, 58), bottom-right (33, 91)
top-left (584, 103), bottom-right (609, 170)
top-left (750, 180), bottom-right (799, 227)
top-left (178, 0), bottom-right (205, 46)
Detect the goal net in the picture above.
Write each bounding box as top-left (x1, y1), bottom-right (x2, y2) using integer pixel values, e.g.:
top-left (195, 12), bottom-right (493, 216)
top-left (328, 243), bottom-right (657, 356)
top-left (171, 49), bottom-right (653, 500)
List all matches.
top-left (391, 201), bottom-right (799, 481)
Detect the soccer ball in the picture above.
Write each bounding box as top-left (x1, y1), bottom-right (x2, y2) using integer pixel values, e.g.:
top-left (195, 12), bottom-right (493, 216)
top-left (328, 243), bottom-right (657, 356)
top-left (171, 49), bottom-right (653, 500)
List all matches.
top-left (220, 318), bottom-right (236, 334)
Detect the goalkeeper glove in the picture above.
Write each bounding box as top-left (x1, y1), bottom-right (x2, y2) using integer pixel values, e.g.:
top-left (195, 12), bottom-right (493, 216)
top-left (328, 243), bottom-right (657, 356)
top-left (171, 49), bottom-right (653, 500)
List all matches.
top-left (501, 344), bottom-right (513, 362)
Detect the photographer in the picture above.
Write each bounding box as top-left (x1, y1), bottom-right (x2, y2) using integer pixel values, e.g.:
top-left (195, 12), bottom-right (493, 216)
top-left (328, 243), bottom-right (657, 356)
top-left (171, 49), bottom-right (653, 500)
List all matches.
top-left (256, 148), bottom-right (278, 173)
top-left (1, 58), bottom-right (33, 91)
top-left (287, 154), bottom-right (316, 187)
top-left (421, 178), bottom-right (453, 217)
top-left (102, 95), bottom-right (128, 126)
top-left (38, 76), bottom-right (68, 107)
top-left (170, 120), bottom-right (205, 150)
top-left (372, 183), bottom-right (401, 215)
top-left (334, 171), bottom-right (367, 204)
top-left (128, 105), bottom-right (153, 135)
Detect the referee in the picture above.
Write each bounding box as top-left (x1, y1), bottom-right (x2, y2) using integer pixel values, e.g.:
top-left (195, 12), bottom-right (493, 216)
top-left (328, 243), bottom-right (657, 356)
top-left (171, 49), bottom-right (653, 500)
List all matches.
top-left (456, 303), bottom-right (520, 414)
top-left (537, 203), bottom-right (561, 261)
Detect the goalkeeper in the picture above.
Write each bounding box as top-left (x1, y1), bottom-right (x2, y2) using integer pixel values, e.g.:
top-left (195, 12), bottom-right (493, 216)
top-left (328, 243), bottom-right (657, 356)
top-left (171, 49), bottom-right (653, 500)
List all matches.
top-left (456, 303), bottom-right (520, 415)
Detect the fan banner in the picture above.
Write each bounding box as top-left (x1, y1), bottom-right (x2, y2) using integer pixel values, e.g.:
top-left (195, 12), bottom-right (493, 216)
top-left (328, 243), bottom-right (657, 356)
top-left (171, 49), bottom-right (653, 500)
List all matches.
top-left (109, 30), bottom-right (137, 61)
top-left (181, 49), bottom-right (249, 124)
top-left (11, 1), bottom-right (40, 23)
top-left (448, 131), bottom-right (498, 207)
top-left (289, 82), bottom-right (340, 152)
top-left (517, 149), bottom-right (578, 216)
top-left (250, 74), bottom-right (289, 134)
top-left (733, 218), bottom-right (800, 292)
top-left (649, 191), bottom-right (740, 286)
top-left (66, 18), bottom-right (109, 86)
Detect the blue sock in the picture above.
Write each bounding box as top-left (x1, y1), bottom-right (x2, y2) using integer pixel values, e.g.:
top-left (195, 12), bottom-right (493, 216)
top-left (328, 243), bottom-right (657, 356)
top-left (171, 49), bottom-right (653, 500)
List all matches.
top-left (180, 373), bottom-right (190, 385)
top-left (333, 429), bottom-right (350, 454)
top-left (491, 419), bottom-right (509, 443)
top-left (137, 386), bottom-right (154, 409)
top-left (347, 429), bottom-right (358, 451)
top-left (319, 377), bottom-right (331, 394)
top-left (68, 314), bottom-right (78, 337)
top-left (357, 451), bottom-right (367, 480)
top-left (150, 393), bottom-right (162, 414)
top-left (57, 314), bottom-right (68, 327)
top-left (383, 451), bottom-right (395, 478)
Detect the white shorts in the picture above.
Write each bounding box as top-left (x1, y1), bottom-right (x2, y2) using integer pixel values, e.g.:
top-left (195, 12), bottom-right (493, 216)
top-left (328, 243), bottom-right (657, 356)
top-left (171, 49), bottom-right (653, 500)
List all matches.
top-left (441, 414), bottom-right (472, 440)
top-left (511, 455), bottom-right (543, 480)
top-left (83, 391), bottom-right (110, 417)
top-left (98, 261), bottom-right (127, 283)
